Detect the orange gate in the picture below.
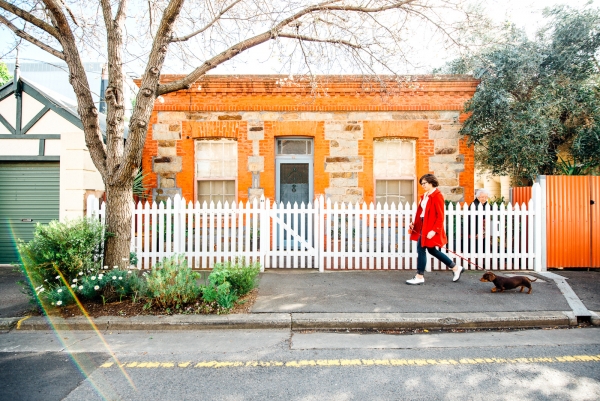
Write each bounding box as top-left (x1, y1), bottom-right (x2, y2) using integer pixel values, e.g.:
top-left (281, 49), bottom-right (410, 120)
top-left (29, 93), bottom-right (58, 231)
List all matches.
top-left (546, 176), bottom-right (600, 268)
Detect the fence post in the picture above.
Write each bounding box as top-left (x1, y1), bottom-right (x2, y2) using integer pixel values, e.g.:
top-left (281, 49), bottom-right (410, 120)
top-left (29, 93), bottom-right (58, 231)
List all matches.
top-left (317, 196), bottom-right (324, 272)
top-left (259, 196), bottom-right (269, 272)
top-left (532, 181), bottom-right (544, 272)
top-left (535, 176), bottom-right (547, 271)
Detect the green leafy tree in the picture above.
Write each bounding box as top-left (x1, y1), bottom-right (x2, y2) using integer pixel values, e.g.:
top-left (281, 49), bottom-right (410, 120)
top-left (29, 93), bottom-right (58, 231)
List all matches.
top-left (454, 6), bottom-right (600, 184)
top-left (0, 61), bottom-right (11, 85)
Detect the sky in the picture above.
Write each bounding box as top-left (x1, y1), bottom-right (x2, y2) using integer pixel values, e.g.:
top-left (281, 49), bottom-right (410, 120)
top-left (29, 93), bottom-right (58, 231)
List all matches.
top-left (0, 0), bottom-right (595, 77)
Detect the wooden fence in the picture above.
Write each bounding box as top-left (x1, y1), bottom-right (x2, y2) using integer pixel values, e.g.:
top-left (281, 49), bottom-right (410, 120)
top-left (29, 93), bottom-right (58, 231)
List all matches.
top-left (87, 183), bottom-right (543, 272)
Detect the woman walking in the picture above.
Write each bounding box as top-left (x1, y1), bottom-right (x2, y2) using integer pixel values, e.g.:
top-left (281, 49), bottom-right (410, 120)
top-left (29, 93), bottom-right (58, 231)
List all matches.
top-left (406, 174), bottom-right (463, 285)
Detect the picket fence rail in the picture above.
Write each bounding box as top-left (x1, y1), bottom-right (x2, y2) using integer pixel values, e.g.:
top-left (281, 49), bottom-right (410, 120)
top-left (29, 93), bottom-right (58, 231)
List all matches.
top-left (87, 183), bottom-right (543, 272)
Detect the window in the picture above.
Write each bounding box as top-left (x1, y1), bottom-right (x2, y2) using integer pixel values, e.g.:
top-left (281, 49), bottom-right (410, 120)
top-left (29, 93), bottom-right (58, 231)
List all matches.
top-left (195, 139), bottom-right (237, 205)
top-left (276, 139), bottom-right (312, 155)
top-left (373, 139), bottom-right (416, 206)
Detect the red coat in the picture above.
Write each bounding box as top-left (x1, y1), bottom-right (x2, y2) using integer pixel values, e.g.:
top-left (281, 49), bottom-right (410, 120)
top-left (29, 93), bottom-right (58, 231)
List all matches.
top-left (410, 188), bottom-right (448, 248)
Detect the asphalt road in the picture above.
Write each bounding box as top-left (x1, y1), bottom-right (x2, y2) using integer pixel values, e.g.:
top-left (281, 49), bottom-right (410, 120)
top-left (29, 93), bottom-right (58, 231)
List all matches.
top-left (1, 328), bottom-right (599, 400)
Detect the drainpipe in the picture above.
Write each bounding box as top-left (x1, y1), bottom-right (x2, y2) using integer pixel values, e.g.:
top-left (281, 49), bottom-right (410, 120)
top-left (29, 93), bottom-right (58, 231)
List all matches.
top-left (99, 63), bottom-right (108, 113)
top-left (14, 49), bottom-right (22, 135)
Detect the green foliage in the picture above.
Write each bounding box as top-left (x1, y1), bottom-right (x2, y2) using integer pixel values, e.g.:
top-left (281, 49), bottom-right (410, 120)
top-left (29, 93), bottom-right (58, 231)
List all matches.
top-left (0, 62), bottom-right (11, 86)
top-left (144, 255), bottom-right (201, 309)
top-left (489, 196), bottom-right (506, 207)
top-left (555, 157), bottom-right (596, 175)
top-left (74, 266), bottom-right (145, 303)
top-left (452, 6), bottom-right (600, 182)
top-left (132, 168), bottom-right (149, 199)
top-left (30, 265), bottom-right (145, 308)
top-left (18, 218), bottom-right (107, 285)
top-left (201, 258), bottom-right (261, 310)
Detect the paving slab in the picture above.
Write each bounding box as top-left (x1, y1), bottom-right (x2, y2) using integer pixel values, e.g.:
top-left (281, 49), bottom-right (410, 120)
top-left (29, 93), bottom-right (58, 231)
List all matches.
top-left (0, 265), bottom-right (31, 318)
top-left (550, 270), bottom-right (600, 311)
top-left (252, 270), bottom-right (569, 313)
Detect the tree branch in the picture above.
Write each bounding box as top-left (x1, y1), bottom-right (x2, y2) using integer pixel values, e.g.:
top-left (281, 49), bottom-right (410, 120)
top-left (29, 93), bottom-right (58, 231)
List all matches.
top-left (115, 0), bottom-right (127, 22)
top-left (278, 33), bottom-right (361, 49)
top-left (171, 0), bottom-right (243, 42)
top-left (0, 15), bottom-right (64, 60)
top-left (42, 0), bottom-right (107, 177)
top-left (157, 0), bottom-right (417, 95)
top-left (122, 0), bottom-right (185, 181)
top-left (0, 0), bottom-right (59, 37)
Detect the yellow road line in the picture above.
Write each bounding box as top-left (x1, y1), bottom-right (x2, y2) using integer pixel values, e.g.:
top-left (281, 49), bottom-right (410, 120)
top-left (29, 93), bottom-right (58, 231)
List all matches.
top-left (16, 316), bottom-right (31, 330)
top-left (100, 354), bottom-right (600, 369)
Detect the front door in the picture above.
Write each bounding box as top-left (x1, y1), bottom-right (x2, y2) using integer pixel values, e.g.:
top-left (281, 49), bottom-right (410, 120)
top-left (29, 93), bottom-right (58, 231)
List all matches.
top-left (275, 138), bottom-right (313, 205)
top-left (275, 138), bottom-right (313, 250)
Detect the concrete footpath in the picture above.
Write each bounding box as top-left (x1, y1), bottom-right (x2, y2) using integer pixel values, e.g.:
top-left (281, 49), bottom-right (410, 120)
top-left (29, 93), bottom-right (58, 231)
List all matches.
top-left (1, 265), bottom-right (599, 331)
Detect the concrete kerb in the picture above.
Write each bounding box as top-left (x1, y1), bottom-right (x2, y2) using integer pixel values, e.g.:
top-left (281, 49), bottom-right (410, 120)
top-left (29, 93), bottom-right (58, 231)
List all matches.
top-left (15, 314), bottom-right (292, 331)
top-left (0, 317), bottom-right (19, 332)
top-left (11, 311), bottom-right (578, 332)
top-left (291, 312), bottom-right (573, 330)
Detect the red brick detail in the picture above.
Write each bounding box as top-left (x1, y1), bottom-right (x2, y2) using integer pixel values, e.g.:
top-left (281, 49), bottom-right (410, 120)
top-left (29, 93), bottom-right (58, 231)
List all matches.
top-left (458, 137), bottom-right (475, 203)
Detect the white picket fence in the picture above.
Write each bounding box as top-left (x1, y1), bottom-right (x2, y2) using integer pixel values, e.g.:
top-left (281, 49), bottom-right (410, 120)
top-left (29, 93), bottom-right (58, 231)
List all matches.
top-left (87, 183), bottom-right (543, 272)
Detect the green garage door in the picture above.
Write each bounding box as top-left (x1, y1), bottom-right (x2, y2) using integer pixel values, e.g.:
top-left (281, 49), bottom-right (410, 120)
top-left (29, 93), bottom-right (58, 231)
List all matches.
top-left (0, 162), bottom-right (60, 264)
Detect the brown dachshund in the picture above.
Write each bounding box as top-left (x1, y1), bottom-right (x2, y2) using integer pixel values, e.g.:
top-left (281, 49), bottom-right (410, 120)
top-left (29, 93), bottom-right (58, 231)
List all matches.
top-left (480, 272), bottom-right (537, 294)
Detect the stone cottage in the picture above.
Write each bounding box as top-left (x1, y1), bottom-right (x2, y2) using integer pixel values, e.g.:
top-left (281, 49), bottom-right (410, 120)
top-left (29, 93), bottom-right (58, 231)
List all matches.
top-left (141, 75), bottom-right (478, 207)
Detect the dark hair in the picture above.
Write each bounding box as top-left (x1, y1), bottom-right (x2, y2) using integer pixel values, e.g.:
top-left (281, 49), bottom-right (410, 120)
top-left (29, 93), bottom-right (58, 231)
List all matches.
top-left (419, 174), bottom-right (439, 187)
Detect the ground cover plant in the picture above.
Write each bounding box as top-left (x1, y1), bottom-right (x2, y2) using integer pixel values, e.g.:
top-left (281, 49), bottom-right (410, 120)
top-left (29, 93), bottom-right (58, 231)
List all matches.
top-left (17, 219), bottom-right (261, 315)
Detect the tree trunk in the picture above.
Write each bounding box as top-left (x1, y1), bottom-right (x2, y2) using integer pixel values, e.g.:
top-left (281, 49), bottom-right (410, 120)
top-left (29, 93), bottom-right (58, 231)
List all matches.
top-left (104, 183), bottom-right (133, 268)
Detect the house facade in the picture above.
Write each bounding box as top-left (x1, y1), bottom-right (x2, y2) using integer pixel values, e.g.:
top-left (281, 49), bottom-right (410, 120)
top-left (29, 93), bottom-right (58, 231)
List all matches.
top-left (0, 75), bottom-right (104, 264)
top-left (141, 75), bottom-right (478, 208)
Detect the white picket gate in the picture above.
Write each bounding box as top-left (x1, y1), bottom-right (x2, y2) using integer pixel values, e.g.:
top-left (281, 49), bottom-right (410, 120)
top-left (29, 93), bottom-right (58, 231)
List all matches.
top-left (87, 183), bottom-right (543, 272)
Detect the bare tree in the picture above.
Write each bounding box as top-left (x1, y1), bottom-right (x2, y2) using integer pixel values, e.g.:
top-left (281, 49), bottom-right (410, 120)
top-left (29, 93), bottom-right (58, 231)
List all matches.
top-left (0, 0), bottom-right (483, 267)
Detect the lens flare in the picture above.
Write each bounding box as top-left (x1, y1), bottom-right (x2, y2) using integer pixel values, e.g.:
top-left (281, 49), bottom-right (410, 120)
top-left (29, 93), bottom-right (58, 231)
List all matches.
top-left (17, 251), bottom-right (138, 398)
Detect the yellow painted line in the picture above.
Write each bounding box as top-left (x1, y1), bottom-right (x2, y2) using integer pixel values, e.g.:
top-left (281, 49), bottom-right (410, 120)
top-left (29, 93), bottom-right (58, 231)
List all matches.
top-left (16, 316), bottom-right (31, 330)
top-left (102, 354), bottom-right (600, 369)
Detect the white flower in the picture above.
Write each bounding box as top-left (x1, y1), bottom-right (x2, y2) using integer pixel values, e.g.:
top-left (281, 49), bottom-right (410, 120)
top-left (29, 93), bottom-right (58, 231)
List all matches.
top-left (79, 286), bottom-right (83, 290)
top-left (55, 276), bottom-right (60, 280)
top-left (94, 285), bottom-right (99, 290)
top-left (118, 277), bottom-right (122, 280)
top-left (56, 301), bottom-right (62, 306)
top-left (98, 274), bottom-right (104, 279)
top-left (91, 276), bottom-right (96, 280)
top-left (112, 276), bottom-right (117, 280)
top-left (103, 266), bottom-right (109, 270)
top-left (72, 278), bottom-right (77, 283)
top-left (57, 289), bottom-right (62, 293)
top-left (39, 288), bottom-right (44, 293)
top-left (71, 284), bottom-right (76, 288)
top-left (44, 279), bottom-right (48, 282)
top-left (79, 272), bottom-right (83, 276)
top-left (113, 266), bottom-right (118, 269)
top-left (51, 302), bottom-right (55, 305)
top-left (127, 271), bottom-right (132, 274)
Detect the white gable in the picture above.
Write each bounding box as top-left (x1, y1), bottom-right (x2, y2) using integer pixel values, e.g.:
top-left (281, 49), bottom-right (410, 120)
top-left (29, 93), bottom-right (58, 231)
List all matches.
top-left (0, 94), bottom-right (16, 128)
top-left (21, 92), bottom-right (46, 127)
top-left (26, 109), bottom-right (81, 135)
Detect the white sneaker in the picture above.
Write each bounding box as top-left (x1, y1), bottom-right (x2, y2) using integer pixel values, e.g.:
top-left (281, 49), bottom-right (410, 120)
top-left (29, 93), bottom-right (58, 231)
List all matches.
top-left (406, 276), bottom-right (424, 285)
top-left (452, 265), bottom-right (464, 282)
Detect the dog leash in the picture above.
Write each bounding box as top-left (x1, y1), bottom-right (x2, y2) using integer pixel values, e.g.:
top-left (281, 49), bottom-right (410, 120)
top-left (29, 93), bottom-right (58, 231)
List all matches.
top-left (410, 229), bottom-right (487, 271)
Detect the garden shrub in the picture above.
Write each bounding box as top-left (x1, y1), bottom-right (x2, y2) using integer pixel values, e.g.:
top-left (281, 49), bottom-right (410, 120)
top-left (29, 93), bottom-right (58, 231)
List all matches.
top-left (27, 264), bottom-right (146, 309)
top-left (144, 255), bottom-right (201, 309)
top-left (202, 258), bottom-right (261, 310)
top-left (17, 218), bottom-right (109, 310)
top-left (212, 258), bottom-right (261, 296)
top-left (18, 218), bottom-right (107, 284)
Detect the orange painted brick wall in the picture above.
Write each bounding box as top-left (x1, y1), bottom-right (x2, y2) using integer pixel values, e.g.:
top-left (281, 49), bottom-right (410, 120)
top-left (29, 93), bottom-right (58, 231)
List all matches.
top-left (140, 75), bottom-right (478, 204)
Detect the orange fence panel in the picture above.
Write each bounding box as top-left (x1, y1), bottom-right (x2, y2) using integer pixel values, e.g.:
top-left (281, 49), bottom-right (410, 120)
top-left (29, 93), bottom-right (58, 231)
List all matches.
top-left (546, 176), bottom-right (592, 268)
top-left (511, 186), bottom-right (532, 206)
top-left (591, 176), bottom-right (600, 267)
